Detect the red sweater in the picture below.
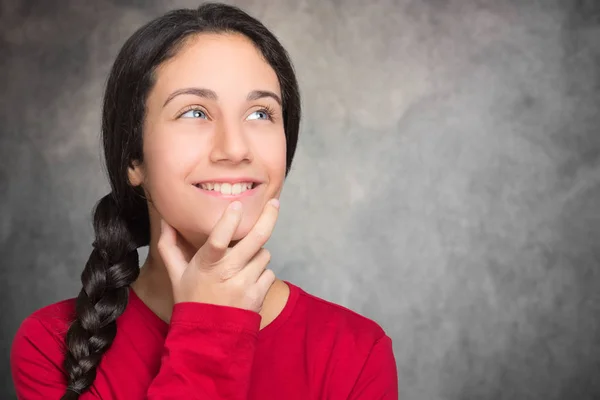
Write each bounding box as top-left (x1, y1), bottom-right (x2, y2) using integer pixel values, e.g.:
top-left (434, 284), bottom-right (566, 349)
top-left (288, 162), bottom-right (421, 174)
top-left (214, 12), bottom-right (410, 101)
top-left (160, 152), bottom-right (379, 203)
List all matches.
top-left (11, 281), bottom-right (398, 399)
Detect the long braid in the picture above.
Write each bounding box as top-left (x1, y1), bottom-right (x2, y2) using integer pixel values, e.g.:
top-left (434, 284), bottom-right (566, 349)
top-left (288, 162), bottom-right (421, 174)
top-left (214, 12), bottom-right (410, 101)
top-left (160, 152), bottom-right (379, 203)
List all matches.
top-left (61, 193), bottom-right (148, 399)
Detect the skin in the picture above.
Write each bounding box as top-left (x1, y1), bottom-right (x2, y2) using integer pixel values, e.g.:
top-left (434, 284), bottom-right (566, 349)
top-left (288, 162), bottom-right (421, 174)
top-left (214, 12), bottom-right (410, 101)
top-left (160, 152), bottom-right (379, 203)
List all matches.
top-left (128, 33), bottom-right (290, 329)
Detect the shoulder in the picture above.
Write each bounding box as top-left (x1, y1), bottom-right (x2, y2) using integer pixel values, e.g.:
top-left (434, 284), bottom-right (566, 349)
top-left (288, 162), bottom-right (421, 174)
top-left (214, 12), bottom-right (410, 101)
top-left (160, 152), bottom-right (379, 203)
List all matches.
top-left (289, 281), bottom-right (389, 347)
top-left (286, 282), bottom-right (397, 396)
top-left (14, 297), bottom-right (77, 341)
top-left (11, 298), bottom-right (76, 369)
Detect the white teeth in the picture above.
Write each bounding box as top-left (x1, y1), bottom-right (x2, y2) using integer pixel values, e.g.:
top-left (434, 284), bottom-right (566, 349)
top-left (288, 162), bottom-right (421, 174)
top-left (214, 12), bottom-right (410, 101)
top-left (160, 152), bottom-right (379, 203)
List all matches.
top-left (197, 182), bottom-right (254, 195)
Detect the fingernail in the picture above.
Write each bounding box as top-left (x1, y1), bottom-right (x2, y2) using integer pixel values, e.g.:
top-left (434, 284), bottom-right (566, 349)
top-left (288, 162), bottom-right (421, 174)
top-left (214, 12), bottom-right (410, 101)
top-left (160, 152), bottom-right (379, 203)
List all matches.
top-left (229, 201), bottom-right (242, 211)
top-left (269, 198), bottom-right (280, 209)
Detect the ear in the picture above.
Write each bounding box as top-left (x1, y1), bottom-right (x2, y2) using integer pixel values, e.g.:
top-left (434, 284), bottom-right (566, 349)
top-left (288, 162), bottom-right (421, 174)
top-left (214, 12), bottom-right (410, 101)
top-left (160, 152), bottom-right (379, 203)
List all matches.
top-left (128, 161), bottom-right (145, 186)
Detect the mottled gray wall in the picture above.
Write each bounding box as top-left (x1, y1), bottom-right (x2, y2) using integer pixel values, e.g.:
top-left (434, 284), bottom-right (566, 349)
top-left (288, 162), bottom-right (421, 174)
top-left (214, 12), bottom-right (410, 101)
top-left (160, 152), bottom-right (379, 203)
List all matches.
top-left (1, 0), bottom-right (599, 399)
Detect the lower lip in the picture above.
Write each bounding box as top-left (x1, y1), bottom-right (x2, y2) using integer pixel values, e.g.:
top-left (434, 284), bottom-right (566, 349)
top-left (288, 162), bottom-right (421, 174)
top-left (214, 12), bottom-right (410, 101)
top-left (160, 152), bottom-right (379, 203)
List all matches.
top-left (194, 184), bottom-right (260, 199)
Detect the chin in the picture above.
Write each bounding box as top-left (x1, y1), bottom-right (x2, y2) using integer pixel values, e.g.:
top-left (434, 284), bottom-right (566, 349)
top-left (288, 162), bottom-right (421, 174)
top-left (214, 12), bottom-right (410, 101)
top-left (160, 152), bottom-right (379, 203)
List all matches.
top-left (229, 216), bottom-right (260, 242)
top-left (179, 212), bottom-right (262, 249)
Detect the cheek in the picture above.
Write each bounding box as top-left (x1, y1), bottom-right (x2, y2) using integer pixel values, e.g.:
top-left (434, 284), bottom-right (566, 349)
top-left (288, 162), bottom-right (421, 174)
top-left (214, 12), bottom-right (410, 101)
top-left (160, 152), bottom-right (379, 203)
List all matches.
top-left (142, 129), bottom-right (207, 215)
top-left (256, 130), bottom-right (287, 189)
top-left (146, 137), bottom-right (195, 183)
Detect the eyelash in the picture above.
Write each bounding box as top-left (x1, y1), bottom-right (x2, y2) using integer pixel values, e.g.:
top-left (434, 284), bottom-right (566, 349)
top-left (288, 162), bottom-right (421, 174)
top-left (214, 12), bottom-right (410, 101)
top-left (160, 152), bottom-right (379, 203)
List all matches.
top-left (177, 105), bottom-right (209, 119)
top-left (254, 104), bottom-right (276, 121)
top-left (177, 105), bottom-right (276, 121)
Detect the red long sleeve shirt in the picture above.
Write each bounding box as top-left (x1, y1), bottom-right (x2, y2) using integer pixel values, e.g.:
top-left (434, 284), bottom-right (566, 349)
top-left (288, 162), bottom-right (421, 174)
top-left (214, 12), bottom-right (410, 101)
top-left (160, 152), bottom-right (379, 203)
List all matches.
top-left (11, 281), bottom-right (398, 399)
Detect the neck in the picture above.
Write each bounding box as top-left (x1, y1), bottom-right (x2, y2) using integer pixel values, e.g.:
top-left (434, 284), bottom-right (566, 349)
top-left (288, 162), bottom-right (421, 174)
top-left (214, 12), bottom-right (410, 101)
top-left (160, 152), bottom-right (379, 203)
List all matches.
top-left (131, 250), bottom-right (175, 323)
top-left (130, 205), bottom-right (203, 321)
top-left (131, 245), bottom-right (289, 329)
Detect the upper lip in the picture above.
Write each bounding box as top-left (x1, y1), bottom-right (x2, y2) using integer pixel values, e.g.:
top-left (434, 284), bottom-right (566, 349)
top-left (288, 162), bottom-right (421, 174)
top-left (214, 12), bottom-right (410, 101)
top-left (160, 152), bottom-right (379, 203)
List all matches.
top-left (193, 177), bottom-right (263, 185)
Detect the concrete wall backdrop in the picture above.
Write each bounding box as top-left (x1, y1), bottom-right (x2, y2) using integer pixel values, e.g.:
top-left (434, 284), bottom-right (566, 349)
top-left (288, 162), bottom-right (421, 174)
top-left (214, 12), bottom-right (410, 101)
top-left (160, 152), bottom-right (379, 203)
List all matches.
top-left (1, 0), bottom-right (599, 398)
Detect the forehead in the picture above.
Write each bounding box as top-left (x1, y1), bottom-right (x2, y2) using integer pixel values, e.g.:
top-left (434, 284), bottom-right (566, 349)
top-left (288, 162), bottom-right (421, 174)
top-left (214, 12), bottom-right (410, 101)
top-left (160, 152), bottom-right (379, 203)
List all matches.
top-left (151, 33), bottom-right (281, 98)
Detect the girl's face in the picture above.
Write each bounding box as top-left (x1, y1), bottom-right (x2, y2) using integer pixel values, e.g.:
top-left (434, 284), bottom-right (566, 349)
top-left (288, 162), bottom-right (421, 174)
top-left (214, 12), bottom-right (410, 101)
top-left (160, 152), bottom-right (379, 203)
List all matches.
top-left (129, 33), bottom-right (286, 247)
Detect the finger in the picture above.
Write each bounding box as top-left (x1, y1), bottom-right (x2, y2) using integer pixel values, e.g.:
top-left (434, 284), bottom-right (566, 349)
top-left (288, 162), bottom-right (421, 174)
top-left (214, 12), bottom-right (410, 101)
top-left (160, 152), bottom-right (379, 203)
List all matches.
top-left (157, 219), bottom-right (188, 283)
top-left (255, 268), bottom-right (277, 296)
top-left (195, 201), bottom-right (243, 266)
top-left (226, 248), bottom-right (271, 282)
top-left (231, 199), bottom-right (279, 262)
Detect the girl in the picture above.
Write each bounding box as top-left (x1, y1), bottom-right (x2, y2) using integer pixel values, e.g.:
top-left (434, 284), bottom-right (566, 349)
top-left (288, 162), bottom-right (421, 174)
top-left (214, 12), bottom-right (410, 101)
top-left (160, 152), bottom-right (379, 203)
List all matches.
top-left (10, 3), bottom-right (398, 399)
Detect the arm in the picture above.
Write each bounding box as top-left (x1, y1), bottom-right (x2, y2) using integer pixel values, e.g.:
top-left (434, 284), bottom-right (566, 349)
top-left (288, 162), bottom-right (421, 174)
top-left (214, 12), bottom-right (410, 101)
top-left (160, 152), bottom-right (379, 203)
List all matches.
top-left (347, 335), bottom-right (399, 400)
top-left (146, 302), bottom-right (261, 400)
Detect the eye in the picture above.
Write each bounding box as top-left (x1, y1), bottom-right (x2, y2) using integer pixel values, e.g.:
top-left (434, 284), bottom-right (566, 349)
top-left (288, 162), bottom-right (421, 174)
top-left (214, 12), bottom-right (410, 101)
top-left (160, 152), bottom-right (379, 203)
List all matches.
top-left (180, 108), bottom-right (207, 119)
top-left (246, 109), bottom-right (271, 121)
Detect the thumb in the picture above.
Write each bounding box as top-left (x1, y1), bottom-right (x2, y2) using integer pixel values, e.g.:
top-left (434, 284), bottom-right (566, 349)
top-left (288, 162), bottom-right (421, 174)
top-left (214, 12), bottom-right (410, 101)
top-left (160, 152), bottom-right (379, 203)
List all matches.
top-left (157, 218), bottom-right (188, 285)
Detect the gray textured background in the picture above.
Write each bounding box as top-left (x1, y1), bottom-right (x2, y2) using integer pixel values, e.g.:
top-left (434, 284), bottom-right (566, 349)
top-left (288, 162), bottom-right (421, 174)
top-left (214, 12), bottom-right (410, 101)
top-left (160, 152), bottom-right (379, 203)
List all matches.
top-left (1, 0), bottom-right (600, 399)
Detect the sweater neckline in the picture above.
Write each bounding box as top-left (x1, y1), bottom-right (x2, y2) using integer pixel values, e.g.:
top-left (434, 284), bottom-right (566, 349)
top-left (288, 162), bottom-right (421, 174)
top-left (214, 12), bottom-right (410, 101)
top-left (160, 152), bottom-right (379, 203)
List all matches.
top-left (128, 280), bottom-right (300, 341)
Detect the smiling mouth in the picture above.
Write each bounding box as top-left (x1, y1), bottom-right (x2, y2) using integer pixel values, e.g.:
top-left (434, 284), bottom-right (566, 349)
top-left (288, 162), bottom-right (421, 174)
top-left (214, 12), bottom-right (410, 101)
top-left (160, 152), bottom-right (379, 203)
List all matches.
top-left (193, 182), bottom-right (259, 196)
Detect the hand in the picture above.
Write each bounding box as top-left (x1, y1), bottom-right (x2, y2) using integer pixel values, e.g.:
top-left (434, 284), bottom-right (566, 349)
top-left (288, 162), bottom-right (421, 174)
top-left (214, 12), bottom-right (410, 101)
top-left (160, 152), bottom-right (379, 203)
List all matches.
top-left (158, 199), bottom-right (280, 313)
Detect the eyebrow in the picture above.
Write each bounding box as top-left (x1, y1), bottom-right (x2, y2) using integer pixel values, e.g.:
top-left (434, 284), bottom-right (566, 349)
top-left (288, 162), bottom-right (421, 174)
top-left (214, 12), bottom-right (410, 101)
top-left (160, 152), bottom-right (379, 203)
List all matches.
top-left (247, 90), bottom-right (281, 106)
top-left (163, 87), bottom-right (282, 107)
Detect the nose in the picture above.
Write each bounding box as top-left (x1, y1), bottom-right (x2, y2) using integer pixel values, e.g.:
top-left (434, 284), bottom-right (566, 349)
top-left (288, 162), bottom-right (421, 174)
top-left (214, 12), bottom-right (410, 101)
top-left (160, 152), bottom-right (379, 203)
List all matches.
top-left (209, 120), bottom-right (252, 164)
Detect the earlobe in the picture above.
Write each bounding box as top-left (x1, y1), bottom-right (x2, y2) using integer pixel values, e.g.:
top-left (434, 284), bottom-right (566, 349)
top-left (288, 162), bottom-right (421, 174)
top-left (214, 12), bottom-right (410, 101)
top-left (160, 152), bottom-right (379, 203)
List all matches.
top-left (128, 161), bottom-right (145, 186)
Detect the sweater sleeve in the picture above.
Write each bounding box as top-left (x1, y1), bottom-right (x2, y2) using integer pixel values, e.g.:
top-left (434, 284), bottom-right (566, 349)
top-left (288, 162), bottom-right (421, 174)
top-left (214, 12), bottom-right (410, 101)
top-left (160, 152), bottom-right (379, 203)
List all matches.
top-left (11, 303), bottom-right (261, 400)
top-left (347, 335), bottom-right (399, 400)
top-left (145, 302), bottom-right (261, 400)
